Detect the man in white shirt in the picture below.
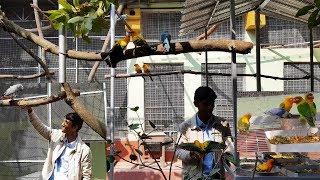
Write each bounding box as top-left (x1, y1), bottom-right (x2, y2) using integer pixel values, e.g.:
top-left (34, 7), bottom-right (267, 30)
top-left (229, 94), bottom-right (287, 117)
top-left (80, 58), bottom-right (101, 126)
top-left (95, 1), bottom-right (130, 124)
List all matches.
top-left (24, 107), bottom-right (92, 180)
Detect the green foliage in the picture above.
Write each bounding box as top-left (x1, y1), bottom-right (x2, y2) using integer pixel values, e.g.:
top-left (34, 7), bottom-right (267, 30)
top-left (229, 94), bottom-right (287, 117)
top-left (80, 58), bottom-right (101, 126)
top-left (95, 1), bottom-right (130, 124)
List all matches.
top-left (128, 123), bottom-right (140, 130)
top-left (47, 0), bottom-right (116, 42)
top-left (295, 2), bottom-right (320, 28)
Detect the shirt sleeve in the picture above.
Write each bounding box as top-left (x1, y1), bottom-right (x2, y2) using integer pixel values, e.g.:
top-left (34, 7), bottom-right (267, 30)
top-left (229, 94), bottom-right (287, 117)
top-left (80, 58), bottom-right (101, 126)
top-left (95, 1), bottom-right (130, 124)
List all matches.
top-left (28, 110), bottom-right (51, 141)
top-left (81, 148), bottom-right (92, 180)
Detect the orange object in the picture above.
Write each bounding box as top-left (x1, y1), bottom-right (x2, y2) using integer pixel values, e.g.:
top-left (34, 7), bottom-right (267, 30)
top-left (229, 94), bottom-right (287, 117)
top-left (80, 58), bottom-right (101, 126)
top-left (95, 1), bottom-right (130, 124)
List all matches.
top-left (245, 11), bottom-right (266, 31)
top-left (125, 8), bottom-right (141, 34)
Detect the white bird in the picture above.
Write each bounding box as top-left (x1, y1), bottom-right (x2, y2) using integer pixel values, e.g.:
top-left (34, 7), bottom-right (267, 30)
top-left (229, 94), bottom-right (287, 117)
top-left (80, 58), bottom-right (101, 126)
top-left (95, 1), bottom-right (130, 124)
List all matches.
top-left (1, 84), bottom-right (24, 99)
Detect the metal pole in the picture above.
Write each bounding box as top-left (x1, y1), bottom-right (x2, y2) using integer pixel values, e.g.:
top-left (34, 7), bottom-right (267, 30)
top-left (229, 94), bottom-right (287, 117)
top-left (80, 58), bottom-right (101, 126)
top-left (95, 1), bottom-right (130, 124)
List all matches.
top-left (103, 82), bottom-right (108, 130)
top-left (230, 0), bottom-right (238, 163)
top-left (58, 4), bottom-right (66, 83)
top-left (109, 4), bottom-right (116, 180)
top-left (37, 46), bottom-right (42, 83)
top-left (255, 9), bottom-right (261, 92)
top-left (47, 83), bottom-right (52, 128)
top-left (310, 28), bottom-right (314, 92)
top-left (75, 37), bottom-right (78, 83)
top-left (205, 27), bottom-right (209, 86)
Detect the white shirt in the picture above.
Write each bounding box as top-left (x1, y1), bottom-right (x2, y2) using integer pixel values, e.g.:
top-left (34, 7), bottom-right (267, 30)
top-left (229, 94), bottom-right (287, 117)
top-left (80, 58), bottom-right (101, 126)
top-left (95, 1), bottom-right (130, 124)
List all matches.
top-left (51, 137), bottom-right (78, 180)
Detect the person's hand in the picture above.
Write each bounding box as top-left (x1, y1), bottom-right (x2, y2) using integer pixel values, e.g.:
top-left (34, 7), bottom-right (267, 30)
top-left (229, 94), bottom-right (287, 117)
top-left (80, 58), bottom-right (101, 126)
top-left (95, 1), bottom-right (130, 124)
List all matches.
top-left (21, 105), bottom-right (32, 113)
top-left (190, 151), bottom-right (202, 163)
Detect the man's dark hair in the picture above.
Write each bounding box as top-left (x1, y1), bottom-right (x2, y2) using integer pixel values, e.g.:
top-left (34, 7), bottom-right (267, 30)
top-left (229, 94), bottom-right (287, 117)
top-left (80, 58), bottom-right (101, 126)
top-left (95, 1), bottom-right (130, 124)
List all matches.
top-left (194, 86), bottom-right (217, 103)
top-left (65, 112), bottom-right (84, 131)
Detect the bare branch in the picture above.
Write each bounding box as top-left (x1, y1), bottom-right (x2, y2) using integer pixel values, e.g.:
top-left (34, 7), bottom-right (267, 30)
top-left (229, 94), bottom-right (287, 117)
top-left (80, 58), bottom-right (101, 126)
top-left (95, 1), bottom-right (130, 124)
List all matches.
top-left (196, 23), bottom-right (220, 40)
top-left (88, 4), bottom-right (125, 82)
top-left (26, 25), bottom-right (51, 32)
top-left (8, 32), bottom-right (53, 81)
top-left (62, 83), bottom-right (107, 140)
top-left (0, 71), bottom-right (54, 79)
top-left (105, 70), bottom-right (310, 80)
top-left (32, 0), bottom-right (43, 37)
top-left (0, 90), bottom-right (79, 107)
top-left (30, 3), bottom-right (54, 28)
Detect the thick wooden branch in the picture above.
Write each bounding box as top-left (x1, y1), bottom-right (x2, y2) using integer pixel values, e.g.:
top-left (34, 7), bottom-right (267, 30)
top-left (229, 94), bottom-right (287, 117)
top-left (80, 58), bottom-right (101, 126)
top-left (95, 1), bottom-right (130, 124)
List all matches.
top-left (105, 70), bottom-right (310, 80)
top-left (0, 9), bottom-right (253, 63)
top-left (0, 10), bottom-right (104, 61)
top-left (0, 90), bottom-right (79, 107)
top-left (62, 83), bottom-right (107, 140)
top-left (0, 71), bottom-right (54, 79)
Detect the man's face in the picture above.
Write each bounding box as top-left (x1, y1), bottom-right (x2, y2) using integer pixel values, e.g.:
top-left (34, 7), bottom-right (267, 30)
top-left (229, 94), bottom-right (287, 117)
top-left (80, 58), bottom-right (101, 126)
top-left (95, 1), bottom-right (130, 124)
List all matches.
top-left (61, 119), bottom-right (78, 134)
top-left (194, 99), bottom-right (215, 115)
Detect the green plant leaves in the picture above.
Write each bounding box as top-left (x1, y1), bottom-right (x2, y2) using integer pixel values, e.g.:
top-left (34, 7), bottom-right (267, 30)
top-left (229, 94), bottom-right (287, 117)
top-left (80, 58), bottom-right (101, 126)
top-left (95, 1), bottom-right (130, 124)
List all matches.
top-left (47, 0), bottom-right (112, 42)
top-left (130, 106), bottom-right (139, 111)
top-left (296, 5), bottom-right (314, 17)
top-left (308, 9), bottom-right (320, 28)
top-left (128, 123), bottom-right (140, 130)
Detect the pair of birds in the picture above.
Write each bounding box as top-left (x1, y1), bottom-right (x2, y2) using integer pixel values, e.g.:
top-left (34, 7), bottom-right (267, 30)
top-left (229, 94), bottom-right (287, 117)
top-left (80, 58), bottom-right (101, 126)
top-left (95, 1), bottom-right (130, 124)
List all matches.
top-left (134, 63), bottom-right (153, 81)
top-left (107, 31), bottom-right (171, 67)
top-left (238, 93), bottom-right (317, 133)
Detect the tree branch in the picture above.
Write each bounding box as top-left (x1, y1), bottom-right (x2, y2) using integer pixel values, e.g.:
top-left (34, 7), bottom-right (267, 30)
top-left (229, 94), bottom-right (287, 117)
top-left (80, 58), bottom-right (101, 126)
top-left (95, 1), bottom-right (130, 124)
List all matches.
top-left (26, 25), bottom-right (51, 32)
top-left (8, 32), bottom-right (53, 81)
top-left (0, 10), bottom-right (104, 61)
top-left (88, 4), bottom-right (124, 82)
top-left (0, 71), bottom-right (54, 79)
top-left (105, 70), bottom-right (310, 80)
top-left (196, 23), bottom-right (220, 40)
top-left (32, 0), bottom-right (43, 38)
top-left (30, 3), bottom-right (54, 28)
top-left (0, 90), bottom-right (79, 107)
top-left (62, 83), bottom-right (107, 140)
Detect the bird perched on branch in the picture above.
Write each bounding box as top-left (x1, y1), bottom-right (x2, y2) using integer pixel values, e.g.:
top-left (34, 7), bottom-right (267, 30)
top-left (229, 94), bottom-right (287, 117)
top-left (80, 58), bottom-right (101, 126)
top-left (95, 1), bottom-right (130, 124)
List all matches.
top-left (134, 64), bottom-right (142, 74)
top-left (107, 35), bottom-right (130, 67)
top-left (161, 31), bottom-right (171, 53)
top-left (1, 84), bottom-right (24, 100)
top-left (142, 63), bottom-right (153, 81)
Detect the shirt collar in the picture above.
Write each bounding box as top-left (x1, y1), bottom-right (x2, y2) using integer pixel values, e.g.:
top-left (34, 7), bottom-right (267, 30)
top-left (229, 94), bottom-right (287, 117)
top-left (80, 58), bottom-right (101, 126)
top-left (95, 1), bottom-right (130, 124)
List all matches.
top-left (64, 136), bottom-right (78, 149)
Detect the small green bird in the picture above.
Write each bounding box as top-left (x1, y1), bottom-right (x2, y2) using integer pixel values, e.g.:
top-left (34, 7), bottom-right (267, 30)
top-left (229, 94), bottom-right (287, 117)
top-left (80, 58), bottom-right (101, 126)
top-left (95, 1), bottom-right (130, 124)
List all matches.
top-left (305, 93), bottom-right (317, 117)
top-left (294, 96), bottom-right (316, 127)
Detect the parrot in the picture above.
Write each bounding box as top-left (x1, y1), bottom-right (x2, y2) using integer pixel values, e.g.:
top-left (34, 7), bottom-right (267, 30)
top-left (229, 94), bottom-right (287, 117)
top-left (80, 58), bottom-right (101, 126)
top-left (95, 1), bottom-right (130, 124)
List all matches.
top-left (142, 63), bottom-right (153, 81)
top-left (161, 31), bottom-right (171, 52)
top-left (256, 159), bottom-right (274, 172)
top-left (265, 107), bottom-right (289, 118)
top-left (134, 64), bottom-right (142, 74)
top-left (279, 96), bottom-right (295, 117)
top-left (237, 113), bottom-right (251, 133)
top-left (1, 84), bottom-right (24, 100)
top-left (106, 35), bottom-right (130, 67)
top-left (305, 92), bottom-right (317, 117)
top-left (294, 96), bottom-right (316, 128)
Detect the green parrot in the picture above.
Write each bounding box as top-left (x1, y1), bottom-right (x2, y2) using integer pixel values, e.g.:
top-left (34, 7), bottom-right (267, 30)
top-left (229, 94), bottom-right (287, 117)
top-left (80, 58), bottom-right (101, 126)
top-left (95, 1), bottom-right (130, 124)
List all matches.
top-left (294, 96), bottom-right (316, 127)
top-left (305, 93), bottom-right (317, 117)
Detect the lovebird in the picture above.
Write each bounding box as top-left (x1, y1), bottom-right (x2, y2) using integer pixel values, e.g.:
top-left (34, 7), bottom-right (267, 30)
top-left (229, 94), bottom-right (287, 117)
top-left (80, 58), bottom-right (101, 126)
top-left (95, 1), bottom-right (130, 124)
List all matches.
top-left (134, 64), bottom-right (142, 74)
top-left (142, 63), bottom-right (153, 81)
top-left (237, 113), bottom-right (251, 133)
top-left (294, 96), bottom-right (316, 127)
top-left (279, 96), bottom-right (295, 117)
top-left (305, 93), bottom-right (317, 117)
top-left (256, 159), bottom-right (274, 172)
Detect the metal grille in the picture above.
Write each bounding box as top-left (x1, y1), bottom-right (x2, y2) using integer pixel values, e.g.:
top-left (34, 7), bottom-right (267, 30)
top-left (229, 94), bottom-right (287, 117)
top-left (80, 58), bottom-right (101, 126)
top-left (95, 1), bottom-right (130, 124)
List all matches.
top-left (261, 16), bottom-right (320, 48)
top-left (144, 63), bottom-right (184, 132)
top-left (141, 11), bottom-right (245, 42)
top-left (201, 63), bottom-right (246, 129)
top-left (284, 62), bottom-right (320, 92)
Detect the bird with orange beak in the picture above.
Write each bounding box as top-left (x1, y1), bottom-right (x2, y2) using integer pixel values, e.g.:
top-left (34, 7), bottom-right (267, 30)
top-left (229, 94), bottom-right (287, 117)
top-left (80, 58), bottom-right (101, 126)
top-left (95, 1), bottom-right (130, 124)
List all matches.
top-left (305, 92), bottom-right (317, 117)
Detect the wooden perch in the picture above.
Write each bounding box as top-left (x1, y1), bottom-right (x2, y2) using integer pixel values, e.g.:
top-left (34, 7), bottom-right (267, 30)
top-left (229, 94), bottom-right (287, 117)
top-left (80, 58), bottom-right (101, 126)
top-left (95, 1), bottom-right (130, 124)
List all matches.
top-left (0, 71), bottom-right (54, 79)
top-left (62, 83), bottom-right (107, 140)
top-left (0, 9), bottom-right (253, 63)
top-left (0, 90), bottom-right (79, 107)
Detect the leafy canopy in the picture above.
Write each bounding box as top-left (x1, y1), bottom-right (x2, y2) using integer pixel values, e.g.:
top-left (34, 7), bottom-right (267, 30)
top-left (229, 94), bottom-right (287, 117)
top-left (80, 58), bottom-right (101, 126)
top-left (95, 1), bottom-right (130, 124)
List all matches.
top-left (47, 0), bottom-right (117, 42)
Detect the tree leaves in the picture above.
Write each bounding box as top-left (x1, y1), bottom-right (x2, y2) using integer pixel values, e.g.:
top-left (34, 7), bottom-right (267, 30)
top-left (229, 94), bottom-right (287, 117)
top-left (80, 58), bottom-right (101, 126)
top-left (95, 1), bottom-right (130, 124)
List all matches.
top-left (130, 106), bottom-right (139, 111)
top-left (46, 0), bottom-right (111, 42)
top-left (296, 5), bottom-right (314, 17)
top-left (308, 9), bottom-right (320, 28)
top-left (128, 123), bottom-right (140, 130)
